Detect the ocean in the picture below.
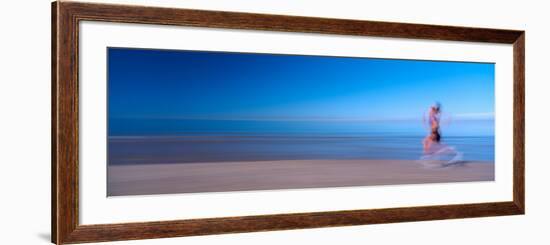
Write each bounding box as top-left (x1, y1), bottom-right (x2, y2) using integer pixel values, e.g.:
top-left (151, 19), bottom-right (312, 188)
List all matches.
top-left (108, 119), bottom-right (494, 165)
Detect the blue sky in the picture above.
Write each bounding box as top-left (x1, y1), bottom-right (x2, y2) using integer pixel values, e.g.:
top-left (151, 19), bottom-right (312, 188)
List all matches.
top-left (108, 47), bottom-right (494, 122)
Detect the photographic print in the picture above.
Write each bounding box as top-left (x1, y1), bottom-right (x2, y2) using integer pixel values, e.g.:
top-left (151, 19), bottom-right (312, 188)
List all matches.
top-left (52, 3), bottom-right (524, 243)
top-left (107, 47), bottom-right (495, 196)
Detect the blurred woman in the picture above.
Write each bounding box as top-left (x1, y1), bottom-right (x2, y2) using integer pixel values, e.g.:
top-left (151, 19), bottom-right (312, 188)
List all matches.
top-left (420, 103), bottom-right (463, 167)
top-left (423, 103), bottom-right (441, 154)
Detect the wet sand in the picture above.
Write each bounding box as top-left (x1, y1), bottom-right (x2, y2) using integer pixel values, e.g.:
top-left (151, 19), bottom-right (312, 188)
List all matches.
top-left (107, 160), bottom-right (494, 196)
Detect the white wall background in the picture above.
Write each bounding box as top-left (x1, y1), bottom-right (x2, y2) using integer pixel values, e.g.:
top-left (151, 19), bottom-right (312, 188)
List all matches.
top-left (0, 0), bottom-right (548, 244)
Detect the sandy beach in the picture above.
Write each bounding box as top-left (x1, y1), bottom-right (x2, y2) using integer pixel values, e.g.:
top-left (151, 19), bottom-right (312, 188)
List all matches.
top-left (107, 159), bottom-right (494, 196)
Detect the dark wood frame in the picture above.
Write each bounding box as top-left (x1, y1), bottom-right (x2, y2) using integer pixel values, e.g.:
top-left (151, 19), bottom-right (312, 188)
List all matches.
top-left (52, 1), bottom-right (525, 244)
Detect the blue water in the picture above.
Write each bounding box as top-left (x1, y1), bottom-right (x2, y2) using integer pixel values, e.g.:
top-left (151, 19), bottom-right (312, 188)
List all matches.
top-left (108, 119), bottom-right (494, 165)
top-left (110, 118), bottom-right (495, 137)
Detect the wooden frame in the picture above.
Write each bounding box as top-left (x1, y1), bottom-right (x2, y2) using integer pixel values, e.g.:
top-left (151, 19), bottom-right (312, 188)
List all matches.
top-left (52, 1), bottom-right (525, 244)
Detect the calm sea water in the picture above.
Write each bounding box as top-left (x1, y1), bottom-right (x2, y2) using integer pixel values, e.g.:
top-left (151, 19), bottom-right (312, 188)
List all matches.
top-left (108, 119), bottom-right (494, 165)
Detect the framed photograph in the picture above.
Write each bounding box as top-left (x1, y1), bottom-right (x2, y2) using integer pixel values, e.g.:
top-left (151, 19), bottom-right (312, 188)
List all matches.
top-left (52, 1), bottom-right (525, 244)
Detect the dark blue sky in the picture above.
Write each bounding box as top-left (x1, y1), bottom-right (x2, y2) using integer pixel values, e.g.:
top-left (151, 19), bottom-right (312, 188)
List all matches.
top-left (108, 48), bottom-right (494, 122)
